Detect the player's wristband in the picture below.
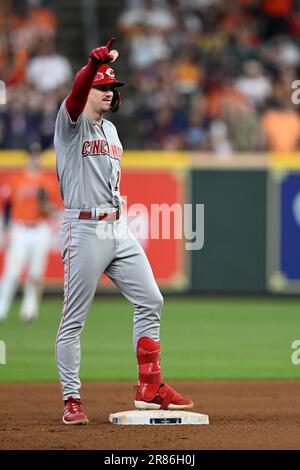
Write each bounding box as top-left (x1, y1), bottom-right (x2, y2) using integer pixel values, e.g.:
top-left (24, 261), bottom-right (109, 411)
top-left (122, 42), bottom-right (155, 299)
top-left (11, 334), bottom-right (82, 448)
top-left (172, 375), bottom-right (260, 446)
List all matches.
top-left (89, 55), bottom-right (103, 66)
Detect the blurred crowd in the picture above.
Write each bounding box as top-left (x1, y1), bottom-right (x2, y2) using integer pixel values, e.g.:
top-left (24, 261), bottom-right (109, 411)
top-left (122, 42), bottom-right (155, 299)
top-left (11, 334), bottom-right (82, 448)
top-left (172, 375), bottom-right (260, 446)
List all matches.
top-left (0, 0), bottom-right (72, 150)
top-left (2, 0), bottom-right (300, 154)
top-left (118, 0), bottom-right (300, 154)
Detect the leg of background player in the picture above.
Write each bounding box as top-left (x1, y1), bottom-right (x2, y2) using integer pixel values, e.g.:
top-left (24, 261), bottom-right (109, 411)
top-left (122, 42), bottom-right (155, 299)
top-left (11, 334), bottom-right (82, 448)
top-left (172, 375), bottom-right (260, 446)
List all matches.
top-left (0, 224), bottom-right (29, 321)
top-left (20, 223), bottom-right (52, 321)
top-left (20, 277), bottom-right (40, 322)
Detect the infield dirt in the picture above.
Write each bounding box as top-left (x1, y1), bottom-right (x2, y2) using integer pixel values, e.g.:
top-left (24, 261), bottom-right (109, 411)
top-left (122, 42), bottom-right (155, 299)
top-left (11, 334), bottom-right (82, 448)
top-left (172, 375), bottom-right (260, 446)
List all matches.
top-left (0, 381), bottom-right (299, 450)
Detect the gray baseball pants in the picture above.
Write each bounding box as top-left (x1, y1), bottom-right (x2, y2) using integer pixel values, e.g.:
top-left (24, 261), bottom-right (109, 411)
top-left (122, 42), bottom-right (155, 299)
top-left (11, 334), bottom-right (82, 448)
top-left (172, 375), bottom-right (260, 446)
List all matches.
top-left (56, 211), bottom-right (163, 400)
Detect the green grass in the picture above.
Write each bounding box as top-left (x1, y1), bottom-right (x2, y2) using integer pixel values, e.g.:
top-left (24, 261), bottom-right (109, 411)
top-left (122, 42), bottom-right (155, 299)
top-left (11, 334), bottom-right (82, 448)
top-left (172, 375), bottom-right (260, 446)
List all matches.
top-left (0, 297), bottom-right (300, 382)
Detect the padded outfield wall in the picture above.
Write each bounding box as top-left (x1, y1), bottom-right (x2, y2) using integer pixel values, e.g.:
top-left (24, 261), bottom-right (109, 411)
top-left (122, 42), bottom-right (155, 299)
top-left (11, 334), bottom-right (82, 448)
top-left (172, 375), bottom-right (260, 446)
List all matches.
top-left (191, 167), bottom-right (267, 294)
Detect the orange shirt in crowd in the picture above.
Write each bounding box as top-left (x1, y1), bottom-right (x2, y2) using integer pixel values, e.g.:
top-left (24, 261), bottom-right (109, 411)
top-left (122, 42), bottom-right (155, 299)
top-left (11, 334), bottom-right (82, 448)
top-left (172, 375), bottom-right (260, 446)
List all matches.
top-left (261, 110), bottom-right (300, 153)
top-left (206, 87), bottom-right (246, 118)
top-left (7, 171), bottom-right (56, 225)
top-left (174, 60), bottom-right (202, 89)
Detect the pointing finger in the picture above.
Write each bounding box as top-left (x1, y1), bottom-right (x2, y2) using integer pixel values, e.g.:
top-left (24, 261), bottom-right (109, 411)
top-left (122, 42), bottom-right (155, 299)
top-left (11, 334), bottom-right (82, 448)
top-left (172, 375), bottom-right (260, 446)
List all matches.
top-left (106, 38), bottom-right (116, 51)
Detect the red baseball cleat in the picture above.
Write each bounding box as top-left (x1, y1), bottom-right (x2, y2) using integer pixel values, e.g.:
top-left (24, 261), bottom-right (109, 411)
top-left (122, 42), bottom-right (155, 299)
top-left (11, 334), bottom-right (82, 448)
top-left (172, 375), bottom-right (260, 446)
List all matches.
top-left (62, 396), bottom-right (89, 425)
top-left (134, 383), bottom-right (194, 410)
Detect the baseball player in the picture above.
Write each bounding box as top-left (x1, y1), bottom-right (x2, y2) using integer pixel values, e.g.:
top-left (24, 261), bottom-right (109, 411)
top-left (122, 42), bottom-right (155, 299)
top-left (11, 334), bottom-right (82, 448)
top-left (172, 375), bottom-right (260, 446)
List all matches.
top-left (0, 143), bottom-right (54, 322)
top-left (54, 38), bottom-right (193, 425)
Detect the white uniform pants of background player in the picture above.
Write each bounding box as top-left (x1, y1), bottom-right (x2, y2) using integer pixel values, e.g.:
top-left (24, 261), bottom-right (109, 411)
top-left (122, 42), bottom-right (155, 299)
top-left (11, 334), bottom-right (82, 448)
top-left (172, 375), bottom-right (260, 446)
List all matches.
top-left (0, 222), bottom-right (51, 321)
top-left (56, 212), bottom-right (163, 400)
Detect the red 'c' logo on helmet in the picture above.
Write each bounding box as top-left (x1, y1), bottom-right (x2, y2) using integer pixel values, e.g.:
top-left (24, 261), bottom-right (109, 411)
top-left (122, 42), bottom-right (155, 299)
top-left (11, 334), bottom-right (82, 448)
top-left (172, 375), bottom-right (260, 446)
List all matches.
top-left (106, 68), bottom-right (115, 78)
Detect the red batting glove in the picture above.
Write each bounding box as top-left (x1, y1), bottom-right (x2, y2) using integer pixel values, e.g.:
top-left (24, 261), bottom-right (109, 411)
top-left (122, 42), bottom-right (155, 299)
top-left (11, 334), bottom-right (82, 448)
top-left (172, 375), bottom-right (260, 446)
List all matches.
top-left (89, 38), bottom-right (115, 65)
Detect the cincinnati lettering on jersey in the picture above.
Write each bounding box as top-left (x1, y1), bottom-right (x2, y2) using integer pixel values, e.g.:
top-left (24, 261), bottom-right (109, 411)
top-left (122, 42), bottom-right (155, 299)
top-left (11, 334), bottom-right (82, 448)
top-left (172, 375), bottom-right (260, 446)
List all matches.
top-left (82, 139), bottom-right (122, 160)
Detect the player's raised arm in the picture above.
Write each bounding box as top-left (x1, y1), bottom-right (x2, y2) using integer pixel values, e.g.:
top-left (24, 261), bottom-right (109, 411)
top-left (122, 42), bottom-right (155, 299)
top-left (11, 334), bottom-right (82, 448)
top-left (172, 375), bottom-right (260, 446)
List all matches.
top-left (65, 38), bottom-right (116, 123)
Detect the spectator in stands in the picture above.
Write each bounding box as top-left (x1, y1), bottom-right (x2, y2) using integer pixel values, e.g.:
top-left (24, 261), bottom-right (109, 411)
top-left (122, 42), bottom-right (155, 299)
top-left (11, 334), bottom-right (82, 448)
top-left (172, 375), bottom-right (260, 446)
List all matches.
top-left (262, 35), bottom-right (300, 71)
top-left (205, 77), bottom-right (246, 119)
top-left (126, 25), bottom-right (172, 68)
top-left (38, 92), bottom-right (59, 149)
top-left (151, 107), bottom-right (186, 150)
top-left (138, 99), bottom-right (187, 150)
top-left (173, 52), bottom-right (202, 96)
top-left (167, 0), bottom-right (203, 50)
top-left (222, 100), bottom-right (263, 152)
top-left (26, 36), bottom-right (72, 93)
top-left (0, 86), bottom-right (40, 149)
top-left (184, 108), bottom-right (209, 150)
top-left (234, 60), bottom-right (272, 108)
top-left (261, 101), bottom-right (300, 153)
top-left (118, 0), bottom-right (177, 37)
top-left (118, 0), bottom-right (177, 68)
top-left (132, 59), bottom-right (178, 112)
top-left (209, 119), bottom-right (233, 159)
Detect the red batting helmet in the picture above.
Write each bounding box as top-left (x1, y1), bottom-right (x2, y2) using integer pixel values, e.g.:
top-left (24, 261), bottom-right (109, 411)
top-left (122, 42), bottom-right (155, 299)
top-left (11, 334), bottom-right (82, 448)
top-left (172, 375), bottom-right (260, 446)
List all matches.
top-left (92, 64), bottom-right (125, 87)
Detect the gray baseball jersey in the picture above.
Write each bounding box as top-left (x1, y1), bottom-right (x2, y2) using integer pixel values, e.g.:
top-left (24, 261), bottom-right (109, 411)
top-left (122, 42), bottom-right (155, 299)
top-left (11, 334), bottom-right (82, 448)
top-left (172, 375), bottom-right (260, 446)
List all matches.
top-left (54, 100), bottom-right (123, 208)
top-left (54, 100), bottom-right (163, 401)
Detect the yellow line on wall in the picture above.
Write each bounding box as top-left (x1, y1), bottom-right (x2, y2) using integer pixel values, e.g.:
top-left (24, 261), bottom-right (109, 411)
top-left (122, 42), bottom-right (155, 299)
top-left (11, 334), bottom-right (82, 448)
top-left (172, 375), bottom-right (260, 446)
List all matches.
top-left (2, 150), bottom-right (300, 170)
top-left (0, 150), bottom-right (189, 169)
top-left (269, 153), bottom-right (300, 170)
